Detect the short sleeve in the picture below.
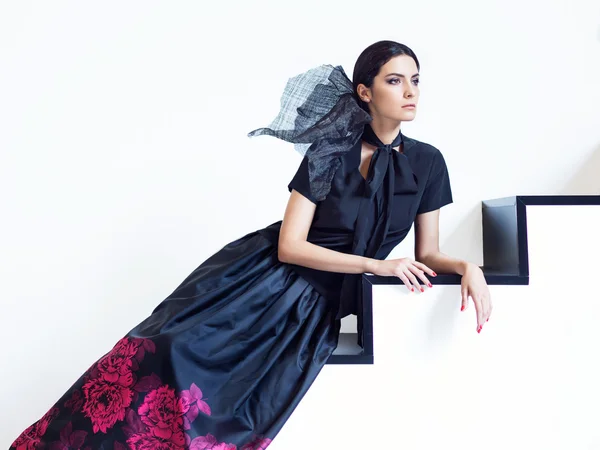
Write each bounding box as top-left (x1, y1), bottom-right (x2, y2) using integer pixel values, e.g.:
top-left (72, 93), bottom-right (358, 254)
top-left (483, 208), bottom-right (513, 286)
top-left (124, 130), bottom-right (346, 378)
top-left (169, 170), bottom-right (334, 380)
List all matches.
top-left (417, 149), bottom-right (453, 214)
top-left (287, 154), bottom-right (319, 204)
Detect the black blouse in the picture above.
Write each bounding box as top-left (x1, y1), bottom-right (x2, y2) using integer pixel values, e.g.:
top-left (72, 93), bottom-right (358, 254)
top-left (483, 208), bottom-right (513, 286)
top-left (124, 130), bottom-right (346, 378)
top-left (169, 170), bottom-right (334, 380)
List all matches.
top-left (257, 133), bottom-right (453, 318)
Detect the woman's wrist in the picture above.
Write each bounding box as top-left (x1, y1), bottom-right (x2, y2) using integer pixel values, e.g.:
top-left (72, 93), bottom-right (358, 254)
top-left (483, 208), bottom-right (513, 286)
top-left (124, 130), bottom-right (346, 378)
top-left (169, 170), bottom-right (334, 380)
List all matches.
top-left (459, 261), bottom-right (479, 276)
top-left (363, 257), bottom-right (378, 274)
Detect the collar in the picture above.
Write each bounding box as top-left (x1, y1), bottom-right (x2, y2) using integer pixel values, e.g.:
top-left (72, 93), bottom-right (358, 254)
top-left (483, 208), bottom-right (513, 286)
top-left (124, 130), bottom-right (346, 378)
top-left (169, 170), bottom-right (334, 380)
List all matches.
top-left (361, 123), bottom-right (403, 150)
top-left (355, 124), bottom-right (418, 164)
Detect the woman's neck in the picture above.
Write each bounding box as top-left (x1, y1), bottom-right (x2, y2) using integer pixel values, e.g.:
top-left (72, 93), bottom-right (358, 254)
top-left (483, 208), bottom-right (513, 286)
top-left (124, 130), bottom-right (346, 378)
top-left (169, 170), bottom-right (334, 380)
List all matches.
top-left (368, 119), bottom-right (402, 145)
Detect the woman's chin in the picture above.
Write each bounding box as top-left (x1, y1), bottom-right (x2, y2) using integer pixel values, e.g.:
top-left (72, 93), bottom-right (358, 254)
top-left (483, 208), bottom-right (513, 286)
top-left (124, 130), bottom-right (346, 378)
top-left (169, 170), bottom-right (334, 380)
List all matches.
top-left (399, 112), bottom-right (416, 121)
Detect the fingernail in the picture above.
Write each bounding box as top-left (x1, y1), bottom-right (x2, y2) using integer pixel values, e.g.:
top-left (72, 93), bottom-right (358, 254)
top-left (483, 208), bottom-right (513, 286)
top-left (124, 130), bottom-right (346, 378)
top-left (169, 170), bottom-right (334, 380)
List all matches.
top-left (477, 326), bottom-right (482, 333)
top-left (420, 288), bottom-right (424, 292)
top-left (486, 318), bottom-right (489, 322)
top-left (411, 288), bottom-right (414, 292)
top-left (461, 305), bottom-right (465, 311)
top-left (428, 283), bottom-right (432, 288)
top-left (432, 272), bottom-right (437, 276)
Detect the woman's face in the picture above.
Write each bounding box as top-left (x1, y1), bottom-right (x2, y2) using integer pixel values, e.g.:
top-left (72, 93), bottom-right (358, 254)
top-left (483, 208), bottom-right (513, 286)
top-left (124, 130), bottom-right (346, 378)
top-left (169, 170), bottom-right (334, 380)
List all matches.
top-left (359, 55), bottom-right (420, 122)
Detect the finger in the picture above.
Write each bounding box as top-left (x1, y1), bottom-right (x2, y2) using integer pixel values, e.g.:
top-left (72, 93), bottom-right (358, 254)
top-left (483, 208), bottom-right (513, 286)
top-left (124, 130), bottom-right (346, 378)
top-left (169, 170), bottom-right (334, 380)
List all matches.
top-left (409, 265), bottom-right (432, 288)
top-left (396, 272), bottom-right (414, 292)
top-left (485, 297), bottom-right (493, 322)
top-left (404, 269), bottom-right (424, 292)
top-left (473, 295), bottom-right (483, 332)
top-left (482, 298), bottom-right (490, 327)
top-left (413, 261), bottom-right (437, 277)
top-left (478, 296), bottom-right (486, 320)
top-left (482, 293), bottom-right (492, 319)
top-left (461, 287), bottom-right (468, 312)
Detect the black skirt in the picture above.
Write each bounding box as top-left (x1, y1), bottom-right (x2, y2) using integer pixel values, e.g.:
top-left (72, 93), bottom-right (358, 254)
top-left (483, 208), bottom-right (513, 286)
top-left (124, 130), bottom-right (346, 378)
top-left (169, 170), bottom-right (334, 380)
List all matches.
top-left (10, 230), bottom-right (341, 450)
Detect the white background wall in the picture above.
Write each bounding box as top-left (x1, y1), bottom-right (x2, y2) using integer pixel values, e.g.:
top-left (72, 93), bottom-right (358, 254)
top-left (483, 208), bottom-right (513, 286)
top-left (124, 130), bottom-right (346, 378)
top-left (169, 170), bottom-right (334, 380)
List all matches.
top-left (1, 0), bottom-right (599, 446)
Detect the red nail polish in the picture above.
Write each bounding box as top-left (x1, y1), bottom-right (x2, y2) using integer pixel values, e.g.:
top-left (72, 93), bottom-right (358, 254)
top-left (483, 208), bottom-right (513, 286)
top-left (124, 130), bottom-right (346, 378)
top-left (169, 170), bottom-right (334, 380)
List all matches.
top-left (461, 305), bottom-right (465, 311)
top-left (428, 283), bottom-right (432, 288)
top-left (486, 318), bottom-right (489, 322)
top-left (432, 272), bottom-right (437, 276)
top-left (420, 288), bottom-right (424, 292)
top-left (411, 288), bottom-right (414, 292)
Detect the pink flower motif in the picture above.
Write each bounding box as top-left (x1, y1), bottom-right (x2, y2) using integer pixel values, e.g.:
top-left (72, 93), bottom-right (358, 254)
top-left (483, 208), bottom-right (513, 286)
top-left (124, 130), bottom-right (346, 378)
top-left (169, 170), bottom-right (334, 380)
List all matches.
top-left (126, 432), bottom-right (186, 450)
top-left (138, 385), bottom-right (188, 441)
top-left (212, 445), bottom-right (237, 450)
top-left (241, 436), bottom-right (272, 450)
top-left (82, 377), bottom-right (133, 433)
top-left (11, 407), bottom-right (59, 450)
top-left (38, 406), bottom-right (60, 434)
top-left (97, 337), bottom-right (142, 383)
top-left (179, 383), bottom-right (211, 429)
top-left (11, 423), bottom-right (39, 450)
top-left (189, 434), bottom-right (237, 450)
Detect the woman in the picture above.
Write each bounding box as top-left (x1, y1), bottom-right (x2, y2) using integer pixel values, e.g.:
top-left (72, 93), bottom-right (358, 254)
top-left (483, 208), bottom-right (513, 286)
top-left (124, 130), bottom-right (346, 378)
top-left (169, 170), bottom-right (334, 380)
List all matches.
top-left (10, 40), bottom-right (492, 450)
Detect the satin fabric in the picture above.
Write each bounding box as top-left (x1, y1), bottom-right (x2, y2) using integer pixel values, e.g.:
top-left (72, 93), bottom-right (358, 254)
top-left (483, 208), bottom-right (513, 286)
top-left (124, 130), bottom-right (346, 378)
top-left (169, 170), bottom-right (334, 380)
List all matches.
top-left (9, 231), bottom-right (340, 449)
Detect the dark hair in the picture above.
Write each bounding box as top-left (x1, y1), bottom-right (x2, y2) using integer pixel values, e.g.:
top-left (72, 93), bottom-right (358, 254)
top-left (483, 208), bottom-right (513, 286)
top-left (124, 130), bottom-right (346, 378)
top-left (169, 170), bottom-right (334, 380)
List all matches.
top-left (352, 40), bottom-right (420, 114)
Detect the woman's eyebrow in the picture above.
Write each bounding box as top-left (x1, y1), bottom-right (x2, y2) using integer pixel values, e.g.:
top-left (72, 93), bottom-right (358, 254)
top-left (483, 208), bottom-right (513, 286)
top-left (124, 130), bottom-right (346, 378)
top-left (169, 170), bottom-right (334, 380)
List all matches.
top-left (385, 73), bottom-right (420, 78)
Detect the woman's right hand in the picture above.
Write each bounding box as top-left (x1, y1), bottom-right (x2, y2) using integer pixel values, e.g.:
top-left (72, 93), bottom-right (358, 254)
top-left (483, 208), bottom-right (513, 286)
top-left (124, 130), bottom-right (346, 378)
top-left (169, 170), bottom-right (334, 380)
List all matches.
top-left (370, 258), bottom-right (436, 292)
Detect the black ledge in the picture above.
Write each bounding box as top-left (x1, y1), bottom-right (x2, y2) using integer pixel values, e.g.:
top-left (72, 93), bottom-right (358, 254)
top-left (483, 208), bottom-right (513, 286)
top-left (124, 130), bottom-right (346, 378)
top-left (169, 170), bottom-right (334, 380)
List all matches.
top-left (327, 195), bottom-right (600, 365)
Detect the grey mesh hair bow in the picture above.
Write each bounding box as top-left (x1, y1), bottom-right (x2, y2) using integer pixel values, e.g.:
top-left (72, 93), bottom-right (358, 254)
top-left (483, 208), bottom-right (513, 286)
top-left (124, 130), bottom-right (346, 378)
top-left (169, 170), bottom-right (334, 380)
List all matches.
top-left (247, 64), bottom-right (373, 202)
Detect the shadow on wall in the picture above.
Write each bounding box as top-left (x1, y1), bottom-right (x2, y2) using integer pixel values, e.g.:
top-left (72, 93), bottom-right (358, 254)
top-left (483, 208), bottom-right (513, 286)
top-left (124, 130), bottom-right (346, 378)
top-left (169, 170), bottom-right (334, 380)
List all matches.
top-left (562, 143), bottom-right (600, 194)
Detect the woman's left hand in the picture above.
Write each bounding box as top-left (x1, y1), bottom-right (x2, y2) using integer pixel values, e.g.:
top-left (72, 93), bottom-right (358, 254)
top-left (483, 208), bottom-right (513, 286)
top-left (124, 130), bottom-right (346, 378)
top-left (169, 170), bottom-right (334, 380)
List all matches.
top-left (460, 263), bottom-right (492, 333)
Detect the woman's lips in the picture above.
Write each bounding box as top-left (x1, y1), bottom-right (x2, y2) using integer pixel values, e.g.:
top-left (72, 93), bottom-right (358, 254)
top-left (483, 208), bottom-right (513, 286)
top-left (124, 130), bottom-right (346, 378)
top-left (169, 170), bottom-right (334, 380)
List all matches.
top-left (402, 104), bottom-right (416, 108)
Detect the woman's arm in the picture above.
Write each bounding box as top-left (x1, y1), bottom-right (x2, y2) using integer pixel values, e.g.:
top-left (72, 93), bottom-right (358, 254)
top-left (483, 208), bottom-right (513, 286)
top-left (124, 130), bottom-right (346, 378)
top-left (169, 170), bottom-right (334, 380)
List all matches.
top-left (278, 190), bottom-right (374, 274)
top-left (414, 209), bottom-right (473, 275)
top-left (414, 209), bottom-right (492, 333)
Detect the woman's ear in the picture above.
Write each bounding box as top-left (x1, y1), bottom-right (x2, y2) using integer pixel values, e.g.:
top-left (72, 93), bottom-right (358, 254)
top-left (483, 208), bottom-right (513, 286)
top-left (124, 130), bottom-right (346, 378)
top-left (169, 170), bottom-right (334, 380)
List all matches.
top-left (356, 84), bottom-right (371, 103)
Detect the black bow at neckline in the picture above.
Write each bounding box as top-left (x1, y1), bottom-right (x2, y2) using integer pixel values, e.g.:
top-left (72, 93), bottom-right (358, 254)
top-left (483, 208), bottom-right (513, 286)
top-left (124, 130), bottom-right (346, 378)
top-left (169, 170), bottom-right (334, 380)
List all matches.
top-left (336, 123), bottom-right (420, 340)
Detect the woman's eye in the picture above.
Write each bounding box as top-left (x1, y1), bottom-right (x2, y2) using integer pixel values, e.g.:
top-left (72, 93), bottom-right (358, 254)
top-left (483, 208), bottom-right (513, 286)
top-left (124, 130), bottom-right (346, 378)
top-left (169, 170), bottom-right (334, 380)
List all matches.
top-left (389, 78), bottom-right (420, 85)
